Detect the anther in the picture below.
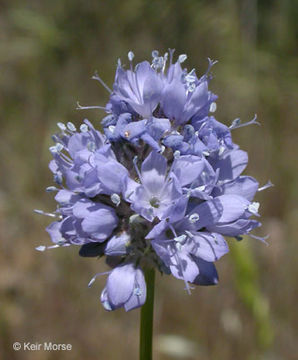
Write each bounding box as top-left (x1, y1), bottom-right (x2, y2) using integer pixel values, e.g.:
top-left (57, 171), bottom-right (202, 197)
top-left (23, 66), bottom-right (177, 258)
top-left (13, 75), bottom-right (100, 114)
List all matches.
top-left (210, 102), bottom-right (217, 113)
top-left (67, 122), bottom-right (76, 132)
top-left (57, 122), bottom-right (66, 131)
top-left (111, 193), bottom-right (121, 207)
top-left (80, 123), bottom-right (89, 132)
top-left (128, 51), bottom-right (134, 61)
top-left (189, 213), bottom-right (200, 223)
top-left (178, 54), bottom-right (187, 63)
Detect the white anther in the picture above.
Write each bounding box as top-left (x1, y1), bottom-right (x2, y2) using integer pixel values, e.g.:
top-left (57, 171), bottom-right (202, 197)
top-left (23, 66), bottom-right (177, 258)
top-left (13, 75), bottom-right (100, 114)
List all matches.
top-left (210, 102), bottom-right (217, 113)
top-left (178, 54), bottom-right (187, 63)
top-left (87, 141), bottom-right (96, 152)
top-left (36, 245), bottom-right (46, 252)
top-left (103, 301), bottom-right (112, 311)
top-left (55, 143), bottom-right (64, 152)
top-left (189, 213), bottom-right (200, 223)
top-left (174, 150), bottom-right (181, 159)
top-left (152, 50), bottom-right (159, 58)
top-left (111, 193), bottom-right (121, 207)
top-left (108, 125), bottom-right (115, 133)
top-left (49, 146), bottom-right (58, 153)
top-left (218, 145), bottom-right (226, 156)
top-left (57, 122), bottom-right (66, 131)
top-left (67, 122), bottom-right (76, 131)
top-left (230, 118), bottom-right (241, 128)
top-left (128, 51), bottom-right (134, 61)
top-left (185, 74), bottom-right (196, 83)
top-left (134, 287), bottom-right (142, 296)
top-left (46, 186), bottom-right (58, 192)
top-left (187, 83), bottom-right (196, 93)
top-left (80, 123), bottom-right (89, 132)
top-left (174, 234), bottom-right (187, 243)
top-left (248, 202), bottom-right (260, 215)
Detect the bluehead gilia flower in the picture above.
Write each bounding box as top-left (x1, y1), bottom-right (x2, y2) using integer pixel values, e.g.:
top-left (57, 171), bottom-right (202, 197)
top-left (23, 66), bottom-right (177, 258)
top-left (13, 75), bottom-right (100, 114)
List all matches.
top-left (36, 50), bottom-right (271, 311)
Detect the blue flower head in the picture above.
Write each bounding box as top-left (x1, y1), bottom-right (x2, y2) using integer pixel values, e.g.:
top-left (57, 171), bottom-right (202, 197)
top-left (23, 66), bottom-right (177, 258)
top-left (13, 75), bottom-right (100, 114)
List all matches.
top-left (37, 50), bottom-right (271, 311)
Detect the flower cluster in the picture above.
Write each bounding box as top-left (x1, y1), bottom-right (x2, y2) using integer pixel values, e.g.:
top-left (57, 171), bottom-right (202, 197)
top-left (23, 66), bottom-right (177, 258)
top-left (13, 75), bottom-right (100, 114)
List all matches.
top-left (37, 50), bottom-right (271, 311)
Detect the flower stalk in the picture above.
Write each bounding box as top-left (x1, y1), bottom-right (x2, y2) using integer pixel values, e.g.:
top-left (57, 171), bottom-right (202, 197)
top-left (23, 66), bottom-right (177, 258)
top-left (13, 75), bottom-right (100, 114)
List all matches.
top-left (140, 268), bottom-right (155, 360)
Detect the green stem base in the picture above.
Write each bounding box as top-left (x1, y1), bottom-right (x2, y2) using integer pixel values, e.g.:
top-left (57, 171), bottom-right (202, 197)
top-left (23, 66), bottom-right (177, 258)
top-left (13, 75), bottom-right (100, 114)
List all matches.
top-left (139, 268), bottom-right (155, 360)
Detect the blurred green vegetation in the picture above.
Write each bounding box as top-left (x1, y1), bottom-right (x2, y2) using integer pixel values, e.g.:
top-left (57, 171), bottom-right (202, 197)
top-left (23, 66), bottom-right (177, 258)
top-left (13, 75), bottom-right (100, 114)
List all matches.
top-left (0, 0), bottom-right (297, 359)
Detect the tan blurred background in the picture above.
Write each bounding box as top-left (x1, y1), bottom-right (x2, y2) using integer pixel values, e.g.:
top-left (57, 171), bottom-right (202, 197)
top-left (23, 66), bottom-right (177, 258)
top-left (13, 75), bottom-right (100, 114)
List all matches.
top-left (0, 0), bottom-right (297, 359)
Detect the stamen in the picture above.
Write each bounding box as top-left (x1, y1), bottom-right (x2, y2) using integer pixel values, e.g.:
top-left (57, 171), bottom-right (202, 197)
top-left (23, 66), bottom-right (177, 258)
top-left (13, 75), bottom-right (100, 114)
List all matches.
top-left (76, 102), bottom-right (106, 111)
top-left (218, 145), bottom-right (226, 156)
top-left (133, 287), bottom-right (142, 296)
top-left (36, 245), bottom-right (46, 252)
top-left (91, 71), bottom-right (112, 93)
top-left (57, 122), bottom-right (66, 131)
top-left (46, 186), bottom-right (58, 192)
top-left (189, 213), bottom-right (200, 223)
top-left (111, 193), bottom-right (121, 207)
top-left (88, 271), bottom-right (111, 287)
top-left (258, 180), bottom-right (274, 192)
top-left (174, 234), bottom-right (187, 243)
top-left (87, 141), bottom-right (96, 152)
top-left (49, 143), bottom-right (63, 153)
top-left (247, 202), bottom-right (260, 215)
top-left (162, 52), bottom-right (168, 73)
top-left (108, 125), bottom-right (116, 134)
top-left (152, 50), bottom-right (159, 58)
top-left (174, 150), bottom-right (180, 159)
top-left (210, 102), bottom-right (217, 113)
top-left (186, 83), bottom-right (196, 93)
top-left (80, 123), bottom-right (89, 132)
top-left (102, 301), bottom-right (112, 311)
top-left (178, 54), bottom-right (187, 63)
top-left (35, 243), bottom-right (70, 252)
top-left (67, 122), bottom-right (76, 132)
top-left (133, 156), bottom-right (143, 183)
top-left (159, 145), bottom-right (165, 154)
top-left (128, 51), bottom-right (135, 62)
top-left (34, 209), bottom-right (59, 218)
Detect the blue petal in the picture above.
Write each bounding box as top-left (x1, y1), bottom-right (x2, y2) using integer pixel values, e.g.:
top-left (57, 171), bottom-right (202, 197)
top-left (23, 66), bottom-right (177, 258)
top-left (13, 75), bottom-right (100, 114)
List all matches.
top-left (106, 264), bottom-right (136, 308)
top-left (188, 232), bottom-right (229, 261)
top-left (192, 258), bottom-right (219, 286)
top-left (124, 269), bottom-right (147, 311)
top-left (212, 176), bottom-right (259, 201)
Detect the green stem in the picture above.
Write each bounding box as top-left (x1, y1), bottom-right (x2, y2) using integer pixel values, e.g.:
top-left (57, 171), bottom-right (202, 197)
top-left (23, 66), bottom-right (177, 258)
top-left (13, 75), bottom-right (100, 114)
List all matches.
top-left (139, 268), bottom-right (155, 360)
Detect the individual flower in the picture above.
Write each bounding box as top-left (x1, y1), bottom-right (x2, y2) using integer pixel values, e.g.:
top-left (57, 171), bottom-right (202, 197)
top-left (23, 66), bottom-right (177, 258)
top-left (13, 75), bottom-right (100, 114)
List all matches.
top-left (100, 264), bottom-right (146, 311)
top-left (113, 60), bottom-right (163, 118)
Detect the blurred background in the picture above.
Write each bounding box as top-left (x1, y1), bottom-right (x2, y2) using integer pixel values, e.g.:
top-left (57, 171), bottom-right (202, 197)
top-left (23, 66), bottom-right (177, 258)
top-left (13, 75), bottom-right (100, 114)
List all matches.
top-left (0, 0), bottom-right (297, 359)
